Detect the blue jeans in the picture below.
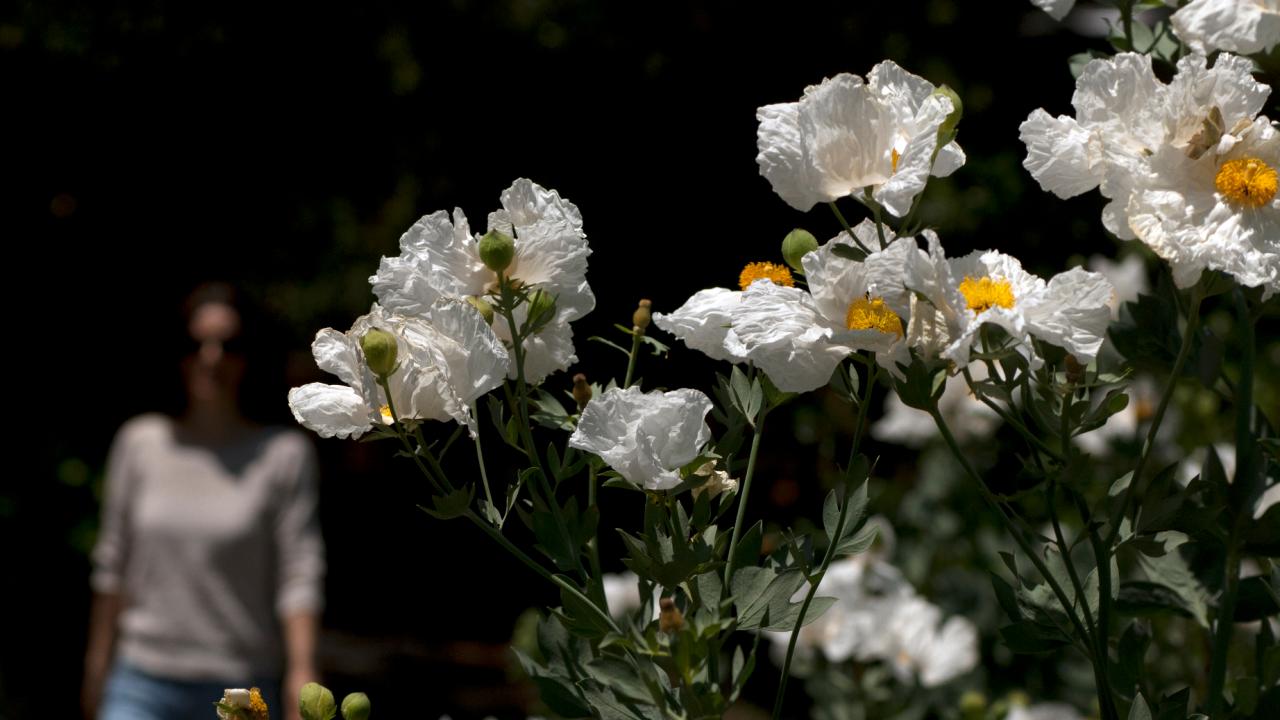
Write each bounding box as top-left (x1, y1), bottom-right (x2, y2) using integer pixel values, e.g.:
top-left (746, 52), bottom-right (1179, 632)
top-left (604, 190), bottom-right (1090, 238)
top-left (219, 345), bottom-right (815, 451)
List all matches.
top-left (100, 661), bottom-right (281, 720)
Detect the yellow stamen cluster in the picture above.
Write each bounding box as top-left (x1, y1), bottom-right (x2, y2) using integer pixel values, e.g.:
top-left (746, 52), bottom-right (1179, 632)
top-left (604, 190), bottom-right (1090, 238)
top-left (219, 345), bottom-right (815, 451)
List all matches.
top-left (738, 262), bottom-right (795, 291)
top-left (958, 276), bottom-right (1015, 313)
top-left (846, 296), bottom-right (903, 337)
top-left (379, 404), bottom-right (393, 422)
top-left (248, 688), bottom-right (269, 720)
top-left (891, 148), bottom-right (901, 174)
top-left (1215, 156), bottom-right (1278, 208)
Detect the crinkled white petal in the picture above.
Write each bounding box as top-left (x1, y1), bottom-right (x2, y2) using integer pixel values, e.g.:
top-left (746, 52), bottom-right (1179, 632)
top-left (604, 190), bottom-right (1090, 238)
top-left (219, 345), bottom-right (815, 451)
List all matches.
top-left (1172, 0), bottom-right (1280, 55)
top-left (1031, 0), bottom-right (1076, 21)
top-left (426, 298), bottom-right (510, 405)
top-left (568, 386), bottom-right (713, 491)
top-left (493, 303), bottom-right (579, 384)
top-left (1019, 110), bottom-right (1101, 199)
top-left (918, 615), bottom-right (979, 687)
top-left (732, 282), bottom-right (858, 393)
top-left (1007, 704), bottom-right (1086, 720)
top-left (803, 235), bottom-right (875, 325)
top-left (872, 93), bottom-right (953, 217)
top-left (490, 179), bottom-right (595, 321)
top-left (311, 328), bottom-right (366, 391)
top-left (652, 288), bottom-right (749, 363)
top-left (1024, 266), bottom-right (1115, 361)
top-left (802, 74), bottom-right (897, 201)
top-left (371, 209), bottom-right (488, 315)
top-left (756, 101), bottom-right (831, 212)
top-left (288, 383), bottom-right (374, 440)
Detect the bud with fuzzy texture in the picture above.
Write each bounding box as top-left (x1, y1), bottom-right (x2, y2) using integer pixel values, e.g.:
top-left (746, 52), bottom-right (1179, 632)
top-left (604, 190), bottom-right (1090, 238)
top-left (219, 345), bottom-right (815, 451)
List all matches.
top-left (658, 597), bottom-right (684, 634)
top-left (781, 229), bottom-right (818, 272)
top-left (340, 692), bottom-right (371, 720)
top-left (299, 682), bottom-right (337, 720)
top-left (932, 85), bottom-right (963, 146)
top-left (478, 229), bottom-right (516, 273)
top-left (632, 299), bottom-right (652, 334)
top-left (572, 373), bottom-right (592, 410)
top-left (466, 295), bottom-right (496, 325)
top-left (360, 328), bottom-right (398, 379)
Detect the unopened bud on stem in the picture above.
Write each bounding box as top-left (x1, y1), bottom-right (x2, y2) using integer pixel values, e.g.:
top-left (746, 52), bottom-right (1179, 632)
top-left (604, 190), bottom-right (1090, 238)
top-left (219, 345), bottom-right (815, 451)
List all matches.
top-left (932, 84), bottom-right (963, 146)
top-left (781, 228), bottom-right (818, 272)
top-left (360, 328), bottom-right (398, 379)
top-left (340, 692), bottom-right (371, 720)
top-left (572, 373), bottom-right (592, 410)
top-left (298, 682), bottom-right (337, 720)
top-left (632, 299), bottom-right (652, 334)
top-left (466, 295), bottom-right (496, 325)
top-left (526, 289), bottom-right (556, 327)
top-left (478, 229), bottom-right (516, 273)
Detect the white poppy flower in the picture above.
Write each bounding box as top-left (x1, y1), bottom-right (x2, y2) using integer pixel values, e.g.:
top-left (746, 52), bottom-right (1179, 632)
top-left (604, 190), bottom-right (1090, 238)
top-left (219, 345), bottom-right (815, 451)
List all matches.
top-left (1087, 253), bottom-right (1149, 318)
top-left (601, 571), bottom-right (663, 620)
top-left (1127, 116), bottom-right (1280, 297)
top-left (903, 235), bottom-right (1114, 367)
top-left (731, 224), bottom-right (918, 393)
top-left (756, 61), bottom-right (964, 217)
top-left (371, 178), bottom-right (592, 383)
top-left (288, 302), bottom-right (507, 439)
top-left (1172, 0), bottom-right (1280, 55)
top-left (884, 595), bottom-right (980, 688)
top-left (690, 461), bottom-right (738, 500)
top-left (871, 364), bottom-right (1001, 447)
top-left (568, 386), bottom-right (713, 491)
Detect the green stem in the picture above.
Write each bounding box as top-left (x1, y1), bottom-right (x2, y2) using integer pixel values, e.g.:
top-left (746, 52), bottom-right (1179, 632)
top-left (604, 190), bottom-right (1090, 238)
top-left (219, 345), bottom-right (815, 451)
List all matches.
top-left (470, 401), bottom-right (497, 521)
top-left (624, 330), bottom-right (643, 389)
top-left (772, 362), bottom-right (876, 719)
top-left (930, 408), bottom-right (1097, 658)
top-left (828, 202), bottom-right (871, 253)
top-left (1104, 288), bottom-right (1203, 549)
top-left (962, 367), bottom-right (1064, 461)
top-left (723, 409), bottom-right (768, 589)
top-left (864, 189), bottom-right (887, 249)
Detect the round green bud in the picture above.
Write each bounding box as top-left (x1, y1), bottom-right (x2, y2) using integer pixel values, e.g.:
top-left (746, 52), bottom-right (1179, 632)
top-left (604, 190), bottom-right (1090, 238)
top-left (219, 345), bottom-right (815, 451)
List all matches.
top-left (526, 288), bottom-right (557, 326)
top-left (359, 328), bottom-right (398, 378)
top-left (299, 682), bottom-right (337, 720)
top-left (478, 229), bottom-right (516, 273)
top-left (932, 84), bottom-right (963, 146)
top-left (781, 228), bottom-right (819, 272)
top-left (959, 690), bottom-right (986, 720)
top-left (340, 692), bottom-right (371, 720)
top-left (465, 295), bottom-right (496, 325)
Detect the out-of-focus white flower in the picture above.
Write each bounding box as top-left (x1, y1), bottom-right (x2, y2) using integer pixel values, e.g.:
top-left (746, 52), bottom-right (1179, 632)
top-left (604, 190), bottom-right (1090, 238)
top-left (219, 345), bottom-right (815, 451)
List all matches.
top-left (289, 302), bottom-right (507, 439)
top-left (903, 235), bottom-right (1114, 367)
top-left (756, 62), bottom-right (964, 217)
top-left (568, 387), bottom-right (713, 491)
top-left (1172, 0), bottom-right (1280, 55)
top-left (1006, 702), bottom-right (1085, 720)
top-left (371, 179), bottom-right (592, 383)
top-left (600, 571), bottom-right (664, 621)
top-left (690, 461), bottom-right (738, 500)
top-left (765, 523), bottom-right (978, 688)
top-left (871, 364), bottom-right (1001, 447)
top-left (731, 223), bottom-right (917, 392)
top-left (884, 595), bottom-right (980, 688)
top-left (1022, 53), bottom-right (1278, 296)
top-left (652, 287), bottom-right (750, 363)
top-left (1030, 0), bottom-right (1075, 21)
top-left (1087, 254), bottom-right (1148, 318)
top-left (216, 688), bottom-right (267, 720)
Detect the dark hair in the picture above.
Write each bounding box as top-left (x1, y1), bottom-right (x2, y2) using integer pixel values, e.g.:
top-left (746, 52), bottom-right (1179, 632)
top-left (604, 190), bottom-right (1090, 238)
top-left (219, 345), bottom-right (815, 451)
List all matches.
top-left (162, 281), bottom-right (290, 424)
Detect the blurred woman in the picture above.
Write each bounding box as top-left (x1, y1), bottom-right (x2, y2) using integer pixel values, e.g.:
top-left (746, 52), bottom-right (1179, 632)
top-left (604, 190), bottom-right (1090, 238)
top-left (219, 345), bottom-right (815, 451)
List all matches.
top-left (82, 283), bottom-right (325, 720)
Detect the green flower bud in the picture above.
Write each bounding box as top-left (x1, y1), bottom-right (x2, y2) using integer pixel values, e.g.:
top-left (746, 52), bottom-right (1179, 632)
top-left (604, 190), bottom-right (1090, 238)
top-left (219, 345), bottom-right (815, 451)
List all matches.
top-left (340, 692), bottom-right (371, 720)
top-left (932, 84), bottom-right (963, 146)
top-left (298, 682), bottom-right (337, 720)
top-left (360, 328), bottom-right (398, 379)
top-left (781, 228), bottom-right (819, 272)
top-left (959, 691), bottom-right (986, 720)
top-left (465, 295), bottom-right (496, 325)
top-left (478, 229), bottom-right (516, 273)
top-left (526, 288), bottom-right (556, 327)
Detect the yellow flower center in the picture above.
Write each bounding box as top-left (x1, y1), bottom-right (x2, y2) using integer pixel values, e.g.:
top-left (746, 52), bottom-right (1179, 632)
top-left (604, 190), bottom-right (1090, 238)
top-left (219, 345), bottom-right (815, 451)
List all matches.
top-left (379, 404), bottom-right (393, 422)
top-left (891, 148), bottom-right (901, 173)
top-left (738, 261), bottom-right (795, 290)
top-left (248, 688), bottom-right (269, 720)
top-left (958, 276), bottom-right (1015, 313)
top-left (846, 296), bottom-right (903, 337)
top-left (1215, 156), bottom-right (1278, 208)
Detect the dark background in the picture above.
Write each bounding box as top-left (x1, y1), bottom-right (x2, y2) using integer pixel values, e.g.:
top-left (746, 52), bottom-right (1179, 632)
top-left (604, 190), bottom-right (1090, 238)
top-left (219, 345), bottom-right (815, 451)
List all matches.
top-left (3, 1), bottom-right (1215, 717)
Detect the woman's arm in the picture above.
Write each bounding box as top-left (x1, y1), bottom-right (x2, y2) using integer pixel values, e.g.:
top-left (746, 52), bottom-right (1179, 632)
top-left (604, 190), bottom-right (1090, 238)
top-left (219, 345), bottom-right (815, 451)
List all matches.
top-left (82, 591), bottom-right (123, 720)
top-left (282, 610), bottom-right (320, 720)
